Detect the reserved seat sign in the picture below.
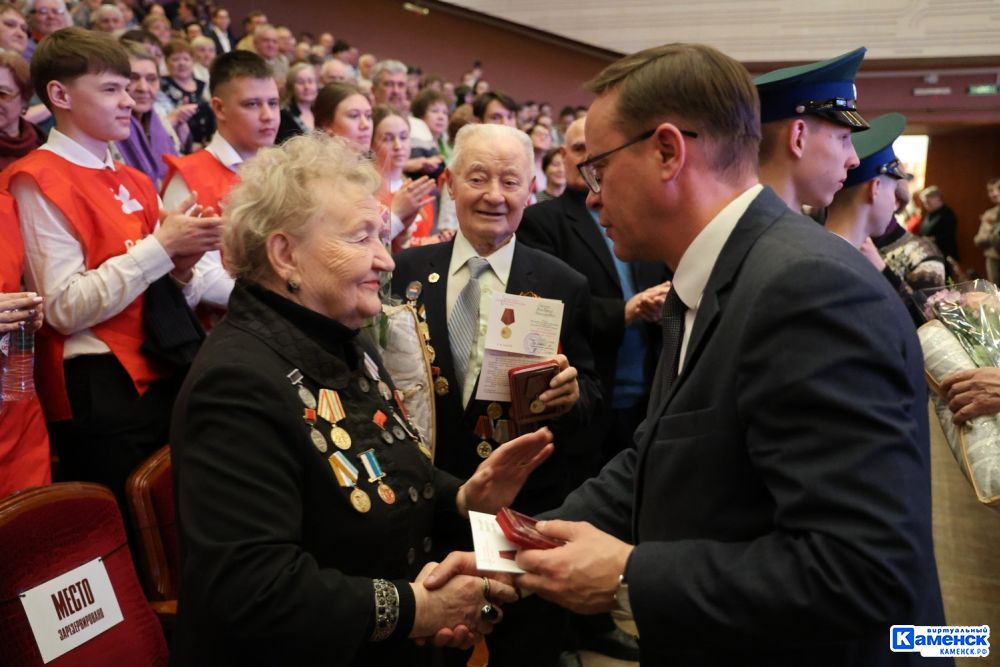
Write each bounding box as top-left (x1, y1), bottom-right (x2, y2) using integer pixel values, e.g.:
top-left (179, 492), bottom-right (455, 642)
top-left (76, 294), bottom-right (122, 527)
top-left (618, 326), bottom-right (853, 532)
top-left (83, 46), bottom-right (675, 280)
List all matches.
top-left (19, 557), bottom-right (124, 663)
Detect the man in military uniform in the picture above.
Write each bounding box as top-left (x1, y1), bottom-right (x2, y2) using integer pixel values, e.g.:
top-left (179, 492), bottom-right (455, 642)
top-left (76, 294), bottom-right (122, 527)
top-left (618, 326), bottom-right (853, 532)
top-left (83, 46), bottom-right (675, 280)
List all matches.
top-left (826, 112), bottom-right (943, 324)
top-left (391, 122), bottom-right (602, 666)
top-left (756, 47), bottom-right (868, 212)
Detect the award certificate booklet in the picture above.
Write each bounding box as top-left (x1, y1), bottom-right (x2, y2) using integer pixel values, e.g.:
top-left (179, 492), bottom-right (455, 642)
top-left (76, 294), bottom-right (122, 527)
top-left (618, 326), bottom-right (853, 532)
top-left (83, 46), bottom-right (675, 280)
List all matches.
top-left (475, 293), bottom-right (564, 403)
top-left (469, 510), bottom-right (526, 574)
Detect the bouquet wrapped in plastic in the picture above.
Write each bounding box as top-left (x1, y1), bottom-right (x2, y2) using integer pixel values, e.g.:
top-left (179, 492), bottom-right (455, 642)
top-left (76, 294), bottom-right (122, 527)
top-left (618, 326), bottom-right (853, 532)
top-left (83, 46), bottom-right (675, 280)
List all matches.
top-left (917, 279), bottom-right (1000, 506)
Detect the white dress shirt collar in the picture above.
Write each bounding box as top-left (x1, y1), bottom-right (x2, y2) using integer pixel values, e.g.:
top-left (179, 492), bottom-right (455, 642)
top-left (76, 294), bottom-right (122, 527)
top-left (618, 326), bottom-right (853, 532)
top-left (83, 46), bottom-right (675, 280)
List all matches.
top-left (205, 131), bottom-right (244, 172)
top-left (449, 229), bottom-right (516, 287)
top-left (672, 184), bottom-right (764, 312)
top-left (41, 128), bottom-right (116, 170)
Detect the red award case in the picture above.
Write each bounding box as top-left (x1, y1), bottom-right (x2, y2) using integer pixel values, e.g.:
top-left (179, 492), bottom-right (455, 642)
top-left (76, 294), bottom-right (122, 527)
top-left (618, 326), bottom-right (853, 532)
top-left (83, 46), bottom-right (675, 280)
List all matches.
top-left (507, 359), bottom-right (567, 425)
top-left (495, 507), bottom-right (565, 550)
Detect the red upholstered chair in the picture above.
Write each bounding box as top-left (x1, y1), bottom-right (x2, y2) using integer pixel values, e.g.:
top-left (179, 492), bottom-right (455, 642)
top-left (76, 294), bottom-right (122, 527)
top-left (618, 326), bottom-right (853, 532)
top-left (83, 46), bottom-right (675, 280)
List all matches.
top-left (125, 445), bottom-right (177, 605)
top-left (0, 482), bottom-right (168, 666)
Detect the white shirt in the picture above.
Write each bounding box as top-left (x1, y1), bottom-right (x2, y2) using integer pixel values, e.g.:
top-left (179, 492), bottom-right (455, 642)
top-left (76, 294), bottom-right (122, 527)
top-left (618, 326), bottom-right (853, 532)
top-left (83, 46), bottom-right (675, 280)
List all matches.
top-left (11, 129), bottom-right (212, 359)
top-left (670, 183), bottom-right (763, 373)
top-left (446, 230), bottom-right (516, 406)
top-left (210, 25), bottom-right (231, 53)
top-left (161, 132), bottom-right (240, 308)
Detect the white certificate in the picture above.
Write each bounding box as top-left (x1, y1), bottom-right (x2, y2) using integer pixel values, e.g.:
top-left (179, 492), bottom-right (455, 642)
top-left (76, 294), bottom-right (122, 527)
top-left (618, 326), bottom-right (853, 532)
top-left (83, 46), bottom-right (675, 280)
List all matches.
top-left (475, 293), bottom-right (564, 403)
top-left (469, 510), bottom-right (525, 574)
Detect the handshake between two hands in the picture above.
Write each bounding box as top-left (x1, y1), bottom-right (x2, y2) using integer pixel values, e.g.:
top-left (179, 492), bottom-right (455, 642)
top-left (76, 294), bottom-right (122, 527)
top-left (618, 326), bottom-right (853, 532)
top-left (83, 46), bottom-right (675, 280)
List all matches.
top-left (407, 521), bottom-right (635, 649)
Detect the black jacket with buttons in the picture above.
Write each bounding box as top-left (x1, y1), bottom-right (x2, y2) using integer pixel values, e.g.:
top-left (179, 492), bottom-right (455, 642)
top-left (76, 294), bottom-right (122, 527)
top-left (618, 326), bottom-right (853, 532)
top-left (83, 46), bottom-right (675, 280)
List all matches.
top-left (170, 282), bottom-right (462, 666)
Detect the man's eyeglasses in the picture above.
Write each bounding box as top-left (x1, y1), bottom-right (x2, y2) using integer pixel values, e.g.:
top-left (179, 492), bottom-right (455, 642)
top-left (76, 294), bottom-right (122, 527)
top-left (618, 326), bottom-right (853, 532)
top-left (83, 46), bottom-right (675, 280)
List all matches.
top-left (32, 6), bottom-right (65, 16)
top-left (577, 126), bottom-right (698, 194)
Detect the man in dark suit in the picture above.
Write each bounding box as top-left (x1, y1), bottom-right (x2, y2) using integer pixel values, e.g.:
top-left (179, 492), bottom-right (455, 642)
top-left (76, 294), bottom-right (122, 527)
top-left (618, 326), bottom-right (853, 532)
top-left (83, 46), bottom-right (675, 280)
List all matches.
top-left (391, 123), bottom-right (602, 666)
top-left (205, 7), bottom-right (234, 55)
top-left (519, 115), bottom-right (671, 475)
top-left (493, 43), bottom-right (946, 666)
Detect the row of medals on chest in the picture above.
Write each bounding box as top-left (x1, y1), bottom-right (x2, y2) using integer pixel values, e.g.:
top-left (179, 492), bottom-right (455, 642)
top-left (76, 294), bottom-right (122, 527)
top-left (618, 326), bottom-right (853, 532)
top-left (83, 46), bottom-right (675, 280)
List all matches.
top-left (406, 280), bottom-right (515, 461)
top-left (287, 354), bottom-right (430, 514)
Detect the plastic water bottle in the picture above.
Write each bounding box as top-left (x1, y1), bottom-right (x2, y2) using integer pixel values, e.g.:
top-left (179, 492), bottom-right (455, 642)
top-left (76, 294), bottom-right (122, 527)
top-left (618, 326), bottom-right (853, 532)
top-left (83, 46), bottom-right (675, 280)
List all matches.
top-left (2, 321), bottom-right (35, 401)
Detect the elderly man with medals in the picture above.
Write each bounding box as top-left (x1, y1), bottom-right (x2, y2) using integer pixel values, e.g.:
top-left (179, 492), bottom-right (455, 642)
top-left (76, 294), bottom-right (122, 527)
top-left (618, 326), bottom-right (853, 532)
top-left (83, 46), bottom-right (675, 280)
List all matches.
top-left (170, 133), bottom-right (556, 666)
top-left (391, 123), bottom-right (603, 666)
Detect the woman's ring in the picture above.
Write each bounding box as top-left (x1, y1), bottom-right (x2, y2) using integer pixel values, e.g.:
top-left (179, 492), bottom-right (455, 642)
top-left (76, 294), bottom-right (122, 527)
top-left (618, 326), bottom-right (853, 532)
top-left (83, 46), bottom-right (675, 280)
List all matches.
top-left (480, 603), bottom-right (499, 622)
top-left (482, 577), bottom-right (491, 598)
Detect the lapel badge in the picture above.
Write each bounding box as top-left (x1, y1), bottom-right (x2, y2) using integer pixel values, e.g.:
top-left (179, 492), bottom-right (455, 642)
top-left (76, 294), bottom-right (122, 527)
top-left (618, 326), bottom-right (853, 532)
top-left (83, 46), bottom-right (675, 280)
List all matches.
top-left (428, 272), bottom-right (440, 284)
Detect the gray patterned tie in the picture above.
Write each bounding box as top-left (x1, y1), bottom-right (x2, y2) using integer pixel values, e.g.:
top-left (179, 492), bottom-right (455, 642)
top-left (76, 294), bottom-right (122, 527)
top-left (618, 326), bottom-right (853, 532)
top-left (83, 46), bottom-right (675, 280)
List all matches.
top-left (449, 256), bottom-right (491, 388)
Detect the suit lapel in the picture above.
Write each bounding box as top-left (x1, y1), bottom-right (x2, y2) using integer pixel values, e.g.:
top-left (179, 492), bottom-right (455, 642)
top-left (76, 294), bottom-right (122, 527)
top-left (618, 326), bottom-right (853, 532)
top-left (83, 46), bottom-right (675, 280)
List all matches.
top-left (421, 242), bottom-right (457, 386)
top-left (564, 193), bottom-right (620, 287)
top-left (630, 187), bottom-right (789, 538)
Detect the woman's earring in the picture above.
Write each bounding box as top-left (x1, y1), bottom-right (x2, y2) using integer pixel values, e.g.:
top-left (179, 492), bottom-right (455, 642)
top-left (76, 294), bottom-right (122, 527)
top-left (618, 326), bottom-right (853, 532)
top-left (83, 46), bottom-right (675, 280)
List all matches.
top-left (286, 279), bottom-right (300, 293)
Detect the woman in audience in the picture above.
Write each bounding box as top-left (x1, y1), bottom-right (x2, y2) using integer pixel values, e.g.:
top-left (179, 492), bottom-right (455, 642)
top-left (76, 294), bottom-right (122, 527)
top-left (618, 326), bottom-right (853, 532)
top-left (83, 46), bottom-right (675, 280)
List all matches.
top-left (171, 133), bottom-right (551, 665)
top-left (313, 81), bottom-right (373, 154)
top-left (0, 3), bottom-right (29, 56)
top-left (112, 41), bottom-right (179, 189)
top-left (409, 87), bottom-right (450, 166)
top-left (158, 38), bottom-right (214, 151)
top-left (371, 104), bottom-right (437, 250)
top-left (527, 122), bottom-right (552, 195)
top-left (535, 148), bottom-right (566, 203)
top-left (276, 62), bottom-right (317, 144)
top-left (189, 35), bottom-right (216, 84)
top-left (140, 13), bottom-right (170, 47)
top-left (0, 51), bottom-right (44, 171)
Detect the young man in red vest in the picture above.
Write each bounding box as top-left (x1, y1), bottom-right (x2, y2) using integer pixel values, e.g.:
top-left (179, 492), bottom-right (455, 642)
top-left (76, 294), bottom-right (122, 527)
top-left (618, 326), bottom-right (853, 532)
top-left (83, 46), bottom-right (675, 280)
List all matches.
top-left (6, 27), bottom-right (224, 505)
top-left (161, 50), bottom-right (279, 307)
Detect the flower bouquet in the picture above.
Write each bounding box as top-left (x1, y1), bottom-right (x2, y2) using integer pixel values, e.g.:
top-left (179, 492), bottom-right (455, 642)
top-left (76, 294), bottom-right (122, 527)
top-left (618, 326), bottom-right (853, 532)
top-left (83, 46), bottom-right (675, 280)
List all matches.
top-left (917, 279), bottom-right (1000, 506)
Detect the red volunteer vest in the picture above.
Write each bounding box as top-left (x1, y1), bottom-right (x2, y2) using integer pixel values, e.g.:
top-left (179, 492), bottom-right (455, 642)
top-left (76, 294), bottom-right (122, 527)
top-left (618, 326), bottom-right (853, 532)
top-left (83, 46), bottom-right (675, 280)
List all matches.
top-left (162, 150), bottom-right (239, 213)
top-left (2, 150), bottom-right (163, 422)
top-left (0, 191), bottom-right (51, 492)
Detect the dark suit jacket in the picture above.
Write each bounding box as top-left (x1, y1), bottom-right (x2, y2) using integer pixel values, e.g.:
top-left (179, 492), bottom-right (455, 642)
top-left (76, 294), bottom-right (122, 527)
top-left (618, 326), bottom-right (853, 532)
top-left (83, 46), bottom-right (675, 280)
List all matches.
top-left (553, 187), bottom-right (946, 666)
top-left (206, 24), bottom-right (235, 55)
top-left (170, 283), bottom-right (461, 666)
top-left (391, 238), bottom-right (602, 537)
top-left (519, 187), bottom-right (670, 400)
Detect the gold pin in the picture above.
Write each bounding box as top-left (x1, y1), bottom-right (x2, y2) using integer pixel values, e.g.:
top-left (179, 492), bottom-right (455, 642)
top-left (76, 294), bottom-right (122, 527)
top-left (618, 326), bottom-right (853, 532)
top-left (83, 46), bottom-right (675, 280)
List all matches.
top-left (476, 441), bottom-right (493, 459)
top-left (434, 376), bottom-right (449, 396)
top-left (428, 272), bottom-right (440, 284)
top-left (486, 402), bottom-right (502, 420)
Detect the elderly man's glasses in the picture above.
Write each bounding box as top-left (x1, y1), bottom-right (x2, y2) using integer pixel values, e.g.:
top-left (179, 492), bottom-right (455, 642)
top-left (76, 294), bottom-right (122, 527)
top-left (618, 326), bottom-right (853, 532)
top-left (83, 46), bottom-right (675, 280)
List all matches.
top-left (577, 126), bottom-right (698, 194)
top-left (32, 6), bottom-right (65, 15)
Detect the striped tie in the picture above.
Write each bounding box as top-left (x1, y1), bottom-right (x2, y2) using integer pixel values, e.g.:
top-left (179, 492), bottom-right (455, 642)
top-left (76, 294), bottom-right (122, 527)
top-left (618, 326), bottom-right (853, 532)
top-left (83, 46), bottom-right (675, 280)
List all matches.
top-left (449, 257), bottom-right (491, 389)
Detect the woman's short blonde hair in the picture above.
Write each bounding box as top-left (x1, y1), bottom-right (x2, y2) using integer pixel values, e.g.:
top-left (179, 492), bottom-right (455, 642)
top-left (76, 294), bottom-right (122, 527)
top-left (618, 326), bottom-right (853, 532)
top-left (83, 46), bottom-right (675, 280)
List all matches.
top-left (224, 132), bottom-right (381, 284)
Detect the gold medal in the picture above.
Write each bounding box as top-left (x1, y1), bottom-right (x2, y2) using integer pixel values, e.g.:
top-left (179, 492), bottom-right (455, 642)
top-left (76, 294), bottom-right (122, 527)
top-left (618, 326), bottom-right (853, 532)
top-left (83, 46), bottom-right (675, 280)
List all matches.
top-left (350, 487), bottom-right (371, 513)
top-left (425, 344), bottom-right (436, 363)
top-left (378, 481), bottom-right (396, 504)
top-left (476, 441), bottom-right (493, 459)
top-left (417, 439), bottom-right (433, 460)
top-left (486, 402), bottom-right (503, 420)
top-left (434, 376), bottom-right (449, 396)
top-left (310, 428), bottom-right (327, 453)
top-left (530, 398), bottom-right (546, 414)
top-left (500, 326), bottom-right (511, 339)
top-left (298, 386), bottom-right (317, 409)
top-left (330, 425), bottom-right (352, 450)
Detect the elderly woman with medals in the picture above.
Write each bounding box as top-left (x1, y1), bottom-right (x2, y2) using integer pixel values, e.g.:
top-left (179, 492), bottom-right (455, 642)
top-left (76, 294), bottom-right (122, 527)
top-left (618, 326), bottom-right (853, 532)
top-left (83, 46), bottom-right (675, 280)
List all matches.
top-left (170, 132), bottom-right (554, 666)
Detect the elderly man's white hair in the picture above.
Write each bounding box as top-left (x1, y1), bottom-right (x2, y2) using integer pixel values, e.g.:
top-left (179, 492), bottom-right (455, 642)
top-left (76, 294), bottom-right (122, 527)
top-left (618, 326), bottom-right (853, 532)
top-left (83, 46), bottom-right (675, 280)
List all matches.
top-left (370, 59), bottom-right (406, 85)
top-left (450, 124), bottom-right (535, 179)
